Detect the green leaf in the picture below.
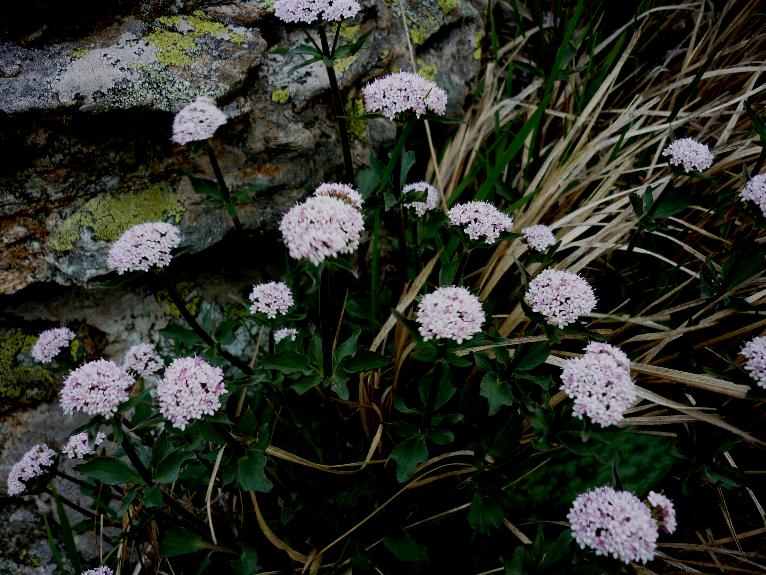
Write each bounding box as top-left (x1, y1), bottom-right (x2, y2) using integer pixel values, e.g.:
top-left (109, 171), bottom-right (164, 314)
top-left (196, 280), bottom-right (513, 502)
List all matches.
top-left (76, 457), bottom-right (142, 485)
top-left (52, 485), bottom-right (82, 572)
top-left (291, 374), bottom-right (322, 395)
top-left (426, 428), bottom-right (454, 445)
top-left (144, 485), bottom-right (164, 508)
top-left (154, 451), bottom-right (194, 483)
top-left (229, 547), bottom-right (261, 575)
top-left (189, 175), bottom-right (223, 201)
top-left (539, 530), bottom-right (572, 568)
top-left (515, 341), bottom-right (550, 371)
top-left (342, 347), bottom-right (389, 372)
top-left (467, 492), bottom-right (503, 534)
top-left (390, 435), bottom-right (428, 483)
top-left (383, 530), bottom-right (427, 562)
top-left (335, 329), bottom-right (361, 364)
top-left (160, 526), bottom-right (216, 557)
top-left (480, 373), bottom-right (515, 415)
top-left (238, 452), bottom-right (273, 493)
top-left (261, 351), bottom-right (311, 374)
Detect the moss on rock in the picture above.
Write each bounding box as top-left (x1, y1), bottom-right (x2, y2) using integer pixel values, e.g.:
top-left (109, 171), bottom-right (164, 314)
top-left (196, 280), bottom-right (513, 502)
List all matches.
top-left (0, 332), bottom-right (56, 413)
top-left (271, 87), bottom-right (290, 104)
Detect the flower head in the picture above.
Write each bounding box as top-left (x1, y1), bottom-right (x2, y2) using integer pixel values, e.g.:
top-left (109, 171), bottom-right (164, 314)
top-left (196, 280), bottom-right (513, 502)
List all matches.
top-left (522, 224), bottom-right (556, 252)
top-left (647, 491), bottom-right (677, 534)
top-left (172, 97), bottom-right (227, 145)
top-left (447, 201), bottom-right (513, 244)
top-left (403, 182), bottom-right (440, 216)
top-left (81, 568), bottom-right (114, 575)
top-left (249, 281), bottom-right (294, 319)
top-left (662, 137), bottom-right (713, 172)
top-left (362, 72), bottom-right (448, 120)
top-left (157, 357), bottom-right (226, 430)
top-left (525, 268), bottom-right (597, 328)
top-left (31, 327), bottom-right (75, 363)
top-left (62, 431), bottom-right (107, 460)
top-left (416, 286), bottom-right (485, 344)
top-left (739, 174), bottom-right (766, 217)
top-left (280, 195), bottom-right (364, 265)
top-left (60, 360), bottom-right (135, 417)
top-left (107, 222), bottom-right (181, 274)
top-left (274, 0), bottom-right (360, 23)
top-left (314, 183), bottom-right (363, 210)
top-left (7, 444), bottom-right (56, 496)
top-left (741, 335), bottom-right (766, 389)
top-left (568, 486), bottom-right (659, 564)
top-left (122, 343), bottom-right (164, 379)
top-left (274, 327), bottom-right (299, 343)
top-left (560, 342), bottom-right (636, 427)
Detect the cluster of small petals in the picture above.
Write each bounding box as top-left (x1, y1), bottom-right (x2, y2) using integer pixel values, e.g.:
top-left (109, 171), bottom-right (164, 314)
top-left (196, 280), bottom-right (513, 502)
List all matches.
top-left (525, 268), bottom-right (597, 328)
top-left (522, 224), bottom-right (556, 252)
top-left (403, 182), bottom-right (440, 216)
top-left (661, 137), bottom-right (713, 172)
top-left (6, 444), bottom-right (56, 496)
top-left (739, 174), bottom-right (766, 217)
top-left (274, 327), bottom-right (299, 343)
top-left (416, 286), bottom-right (485, 344)
top-left (280, 195), bottom-right (364, 265)
top-left (274, 0), bottom-right (360, 23)
top-left (81, 568), bottom-right (114, 575)
top-left (122, 343), bottom-right (164, 379)
top-left (31, 327), bottom-right (75, 363)
top-left (60, 360), bottom-right (135, 417)
top-left (447, 201), bottom-right (514, 244)
top-left (568, 486), bottom-right (659, 564)
top-left (172, 97), bottom-right (227, 145)
top-left (249, 281), bottom-right (294, 319)
top-left (647, 491), bottom-right (677, 534)
top-left (314, 183), bottom-right (363, 210)
top-left (62, 431), bottom-right (107, 460)
top-left (362, 72), bottom-right (448, 120)
top-left (157, 357), bottom-right (226, 430)
top-left (107, 222), bottom-right (181, 274)
top-left (560, 342), bottom-right (636, 427)
top-left (740, 336), bottom-right (766, 389)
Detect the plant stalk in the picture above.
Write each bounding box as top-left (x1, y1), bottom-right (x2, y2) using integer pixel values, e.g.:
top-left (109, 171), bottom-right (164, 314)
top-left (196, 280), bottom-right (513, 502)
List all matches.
top-left (206, 144), bottom-right (244, 232)
top-left (421, 353), bottom-right (444, 429)
top-left (44, 487), bottom-right (98, 520)
top-left (320, 264), bottom-right (334, 378)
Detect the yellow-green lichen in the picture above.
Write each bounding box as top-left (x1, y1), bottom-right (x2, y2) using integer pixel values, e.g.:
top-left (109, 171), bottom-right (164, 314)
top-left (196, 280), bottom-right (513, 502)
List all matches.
top-left (0, 332), bottom-right (56, 413)
top-left (473, 30), bottom-right (483, 60)
top-left (48, 183), bottom-right (185, 252)
top-left (334, 54), bottom-right (357, 75)
top-left (346, 96), bottom-right (367, 141)
top-left (146, 30), bottom-right (197, 67)
top-left (258, 0), bottom-right (275, 11)
top-left (417, 60), bottom-right (438, 81)
top-left (340, 22), bottom-right (360, 41)
top-left (156, 282), bottom-right (201, 319)
top-left (437, 0), bottom-right (459, 13)
top-left (271, 87), bottom-right (290, 104)
top-left (71, 48), bottom-right (90, 59)
top-left (410, 26), bottom-right (427, 46)
top-left (380, 48), bottom-right (390, 61)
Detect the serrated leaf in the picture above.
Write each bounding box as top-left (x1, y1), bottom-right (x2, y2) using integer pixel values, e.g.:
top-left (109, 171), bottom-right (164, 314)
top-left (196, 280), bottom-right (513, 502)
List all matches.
top-left (390, 435), bottom-right (427, 483)
top-left (515, 341), bottom-right (550, 371)
top-left (383, 530), bottom-right (427, 562)
top-left (229, 547), bottom-right (261, 575)
top-left (480, 373), bottom-right (515, 415)
top-left (154, 451), bottom-right (194, 484)
top-left (76, 457), bottom-right (142, 485)
top-left (291, 374), bottom-right (322, 395)
top-left (160, 526), bottom-right (215, 557)
top-left (342, 347), bottom-right (389, 372)
top-left (261, 351), bottom-right (311, 373)
top-left (238, 452), bottom-right (273, 493)
top-left (144, 485), bottom-right (164, 508)
top-left (467, 492), bottom-right (503, 534)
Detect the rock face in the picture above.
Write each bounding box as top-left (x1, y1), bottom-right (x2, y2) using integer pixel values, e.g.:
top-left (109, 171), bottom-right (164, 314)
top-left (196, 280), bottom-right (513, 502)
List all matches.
top-left (0, 0), bottom-right (484, 294)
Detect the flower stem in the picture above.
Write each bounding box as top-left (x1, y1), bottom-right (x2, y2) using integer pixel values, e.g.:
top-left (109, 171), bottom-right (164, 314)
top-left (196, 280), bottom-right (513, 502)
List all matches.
top-left (158, 270), bottom-right (254, 376)
top-left (318, 25), bottom-right (354, 183)
top-left (320, 264), bottom-right (334, 378)
top-left (268, 326), bottom-right (275, 356)
top-left (421, 350), bottom-right (444, 429)
top-left (44, 486), bottom-right (98, 520)
top-left (206, 144), bottom-right (244, 233)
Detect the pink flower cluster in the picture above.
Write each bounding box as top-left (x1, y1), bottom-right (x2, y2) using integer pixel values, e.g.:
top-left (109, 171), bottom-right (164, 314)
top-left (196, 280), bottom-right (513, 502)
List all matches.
top-left (172, 97), bottom-right (227, 145)
top-left (416, 286), bottom-right (485, 344)
top-left (662, 137), bottom-right (713, 172)
top-left (568, 486), bottom-right (659, 564)
top-left (274, 327), bottom-right (298, 343)
top-left (403, 182), bottom-right (440, 216)
top-left (122, 343), bottom-right (164, 379)
top-left (741, 335), bottom-right (766, 389)
top-left (60, 360), bottom-right (135, 417)
top-left (62, 431), bottom-right (107, 460)
top-left (249, 281), bottom-right (294, 319)
top-left (31, 327), bottom-right (75, 363)
top-left (157, 357), bottom-right (226, 430)
top-left (314, 182), bottom-right (363, 209)
top-left (7, 444), bottom-right (56, 496)
top-left (447, 201), bottom-right (514, 244)
top-left (647, 491), bottom-right (677, 534)
top-left (81, 568), bottom-right (114, 575)
top-left (107, 222), bottom-right (181, 274)
top-left (739, 174), bottom-right (766, 217)
top-left (274, 0), bottom-right (361, 23)
top-left (362, 72), bottom-right (448, 120)
top-left (280, 195), bottom-right (364, 265)
top-left (560, 342), bottom-right (636, 427)
top-left (522, 224), bottom-right (556, 252)
top-left (525, 268), bottom-right (597, 328)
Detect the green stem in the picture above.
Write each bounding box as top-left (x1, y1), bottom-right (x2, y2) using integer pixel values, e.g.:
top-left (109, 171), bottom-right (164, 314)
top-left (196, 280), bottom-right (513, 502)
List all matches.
top-left (370, 207), bottom-right (381, 330)
top-left (44, 487), bottom-right (97, 520)
top-left (320, 264), bottom-right (334, 378)
top-left (206, 144), bottom-right (244, 232)
top-left (269, 326), bottom-right (275, 356)
top-left (318, 25), bottom-right (354, 183)
top-left (421, 353), bottom-right (444, 429)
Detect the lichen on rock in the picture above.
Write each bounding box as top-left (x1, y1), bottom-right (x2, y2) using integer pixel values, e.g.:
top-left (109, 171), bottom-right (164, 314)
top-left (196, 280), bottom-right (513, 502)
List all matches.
top-left (0, 332), bottom-right (56, 413)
